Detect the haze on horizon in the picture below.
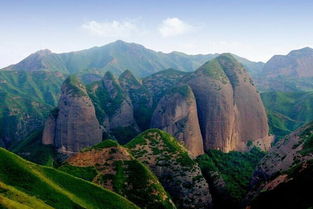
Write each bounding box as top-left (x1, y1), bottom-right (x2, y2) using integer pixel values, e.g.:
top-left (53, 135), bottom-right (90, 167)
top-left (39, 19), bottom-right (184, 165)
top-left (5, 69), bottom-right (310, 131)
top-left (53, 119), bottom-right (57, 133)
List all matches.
top-left (1, 0), bottom-right (313, 68)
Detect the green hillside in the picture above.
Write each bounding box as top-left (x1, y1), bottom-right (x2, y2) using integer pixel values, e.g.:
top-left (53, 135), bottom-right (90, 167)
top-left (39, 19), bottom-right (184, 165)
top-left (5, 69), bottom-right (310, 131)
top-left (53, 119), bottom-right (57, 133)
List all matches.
top-left (0, 148), bottom-right (139, 209)
top-left (0, 71), bottom-right (64, 147)
top-left (261, 91), bottom-right (313, 139)
top-left (59, 140), bottom-right (176, 209)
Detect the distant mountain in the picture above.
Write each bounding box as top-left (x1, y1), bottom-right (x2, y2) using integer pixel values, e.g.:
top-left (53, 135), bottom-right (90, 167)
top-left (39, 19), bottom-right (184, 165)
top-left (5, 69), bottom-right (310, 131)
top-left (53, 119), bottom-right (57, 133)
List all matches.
top-left (255, 47), bottom-right (313, 91)
top-left (2, 40), bottom-right (263, 78)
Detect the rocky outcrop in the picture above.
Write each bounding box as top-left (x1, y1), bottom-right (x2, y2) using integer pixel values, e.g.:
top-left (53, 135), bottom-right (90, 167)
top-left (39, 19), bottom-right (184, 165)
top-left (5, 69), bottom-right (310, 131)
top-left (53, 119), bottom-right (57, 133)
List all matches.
top-left (126, 129), bottom-right (212, 209)
top-left (246, 122), bottom-right (313, 207)
top-left (150, 85), bottom-right (204, 156)
top-left (183, 54), bottom-right (271, 152)
top-left (87, 71), bottom-right (139, 143)
top-left (42, 76), bottom-right (102, 153)
top-left (118, 70), bottom-right (153, 130)
top-left (60, 140), bottom-right (176, 209)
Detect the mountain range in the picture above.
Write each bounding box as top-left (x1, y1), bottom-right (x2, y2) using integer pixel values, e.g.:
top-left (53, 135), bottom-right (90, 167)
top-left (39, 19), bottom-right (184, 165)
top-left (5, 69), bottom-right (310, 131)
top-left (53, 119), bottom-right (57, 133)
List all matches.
top-left (1, 40), bottom-right (313, 209)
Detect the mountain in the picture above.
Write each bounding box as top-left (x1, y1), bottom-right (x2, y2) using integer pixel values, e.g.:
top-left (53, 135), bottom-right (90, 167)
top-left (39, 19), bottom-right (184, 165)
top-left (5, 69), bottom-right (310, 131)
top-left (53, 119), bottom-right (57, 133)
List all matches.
top-left (150, 85), bottom-right (204, 156)
top-left (2, 41), bottom-right (213, 77)
top-left (246, 122), bottom-right (313, 208)
top-left (0, 71), bottom-right (64, 148)
top-left (182, 54), bottom-right (272, 152)
top-left (59, 139), bottom-right (176, 209)
top-left (2, 40), bottom-right (263, 78)
top-left (126, 129), bottom-right (212, 209)
top-left (0, 148), bottom-right (139, 209)
top-left (42, 75), bottom-right (102, 153)
top-left (254, 47), bottom-right (313, 91)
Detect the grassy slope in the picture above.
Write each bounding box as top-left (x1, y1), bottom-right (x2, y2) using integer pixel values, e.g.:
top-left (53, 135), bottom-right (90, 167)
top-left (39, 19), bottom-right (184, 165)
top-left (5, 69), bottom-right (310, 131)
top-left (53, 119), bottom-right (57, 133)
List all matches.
top-left (59, 140), bottom-right (176, 209)
top-left (0, 148), bottom-right (139, 209)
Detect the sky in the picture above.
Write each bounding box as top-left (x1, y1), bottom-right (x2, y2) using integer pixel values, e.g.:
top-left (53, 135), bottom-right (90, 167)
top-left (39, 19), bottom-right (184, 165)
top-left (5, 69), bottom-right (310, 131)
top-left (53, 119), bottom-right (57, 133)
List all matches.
top-left (1, 0), bottom-right (313, 68)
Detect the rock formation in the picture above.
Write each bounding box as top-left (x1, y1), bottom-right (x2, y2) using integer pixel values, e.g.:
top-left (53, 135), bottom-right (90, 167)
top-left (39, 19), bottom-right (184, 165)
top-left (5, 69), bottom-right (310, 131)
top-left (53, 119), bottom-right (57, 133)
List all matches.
top-left (150, 85), bottom-right (204, 156)
top-left (87, 71), bottom-right (139, 143)
top-left (183, 54), bottom-right (272, 152)
top-left (246, 122), bottom-right (313, 208)
top-left (126, 129), bottom-right (212, 209)
top-left (42, 76), bottom-right (102, 153)
top-left (118, 70), bottom-right (153, 130)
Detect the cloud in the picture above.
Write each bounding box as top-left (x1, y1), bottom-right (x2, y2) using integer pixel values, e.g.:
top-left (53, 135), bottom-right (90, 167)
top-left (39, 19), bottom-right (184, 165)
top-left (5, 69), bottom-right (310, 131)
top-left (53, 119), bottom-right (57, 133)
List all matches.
top-left (158, 17), bottom-right (193, 37)
top-left (81, 20), bottom-right (138, 38)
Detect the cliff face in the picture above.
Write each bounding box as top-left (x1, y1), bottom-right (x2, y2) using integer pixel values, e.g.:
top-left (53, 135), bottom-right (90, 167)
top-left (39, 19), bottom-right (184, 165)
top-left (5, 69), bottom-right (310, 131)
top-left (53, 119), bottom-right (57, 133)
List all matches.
top-left (150, 85), bottom-right (204, 156)
top-left (126, 129), bottom-right (212, 209)
top-left (42, 76), bottom-right (102, 153)
top-left (183, 54), bottom-right (271, 152)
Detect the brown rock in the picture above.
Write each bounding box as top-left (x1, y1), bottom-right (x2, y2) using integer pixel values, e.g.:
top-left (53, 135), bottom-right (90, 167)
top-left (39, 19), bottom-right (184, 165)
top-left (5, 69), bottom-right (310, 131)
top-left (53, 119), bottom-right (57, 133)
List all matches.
top-left (42, 76), bottom-right (102, 153)
top-left (183, 54), bottom-right (271, 152)
top-left (150, 85), bottom-right (204, 156)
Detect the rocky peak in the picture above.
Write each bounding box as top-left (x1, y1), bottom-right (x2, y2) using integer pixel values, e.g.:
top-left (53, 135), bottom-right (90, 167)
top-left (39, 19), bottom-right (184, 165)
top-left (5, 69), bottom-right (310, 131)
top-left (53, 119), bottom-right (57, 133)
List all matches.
top-left (184, 54), bottom-right (272, 152)
top-left (42, 76), bottom-right (102, 153)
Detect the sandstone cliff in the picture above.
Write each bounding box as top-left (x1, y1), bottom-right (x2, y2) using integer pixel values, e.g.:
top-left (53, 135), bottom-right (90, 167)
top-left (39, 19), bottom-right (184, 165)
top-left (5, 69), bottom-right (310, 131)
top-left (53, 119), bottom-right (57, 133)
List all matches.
top-left (150, 85), bottom-right (204, 156)
top-left (183, 54), bottom-right (271, 152)
top-left (126, 129), bottom-right (212, 209)
top-left (42, 76), bottom-right (102, 153)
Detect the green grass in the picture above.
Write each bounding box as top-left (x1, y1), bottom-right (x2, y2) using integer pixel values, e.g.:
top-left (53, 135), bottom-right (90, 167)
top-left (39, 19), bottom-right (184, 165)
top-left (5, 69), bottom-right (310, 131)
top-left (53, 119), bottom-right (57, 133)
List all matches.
top-left (63, 75), bottom-right (87, 97)
top-left (81, 139), bottom-right (119, 152)
top-left (59, 141), bottom-right (176, 209)
top-left (10, 130), bottom-right (56, 166)
top-left (0, 148), bottom-right (139, 209)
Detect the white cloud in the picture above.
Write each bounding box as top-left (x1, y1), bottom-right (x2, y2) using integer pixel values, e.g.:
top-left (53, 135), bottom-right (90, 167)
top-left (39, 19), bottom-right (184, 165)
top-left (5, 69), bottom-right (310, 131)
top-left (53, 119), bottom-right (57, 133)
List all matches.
top-left (81, 20), bottom-right (137, 38)
top-left (159, 17), bottom-right (193, 37)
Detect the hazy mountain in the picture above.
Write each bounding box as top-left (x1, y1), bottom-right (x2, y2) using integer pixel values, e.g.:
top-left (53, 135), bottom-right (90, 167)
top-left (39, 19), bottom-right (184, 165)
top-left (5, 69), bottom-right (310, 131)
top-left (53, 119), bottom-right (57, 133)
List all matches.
top-left (2, 40), bottom-right (263, 78)
top-left (255, 47), bottom-right (313, 91)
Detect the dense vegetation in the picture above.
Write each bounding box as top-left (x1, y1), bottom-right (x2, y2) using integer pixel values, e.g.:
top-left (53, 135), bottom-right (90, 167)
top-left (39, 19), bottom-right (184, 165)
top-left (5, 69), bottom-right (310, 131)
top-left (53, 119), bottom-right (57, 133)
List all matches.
top-left (197, 147), bottom-right (265, 208)
top-left (0, 148), bottom-right (139, 209)
top-left (0, 71), bottom-right (64, 147)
